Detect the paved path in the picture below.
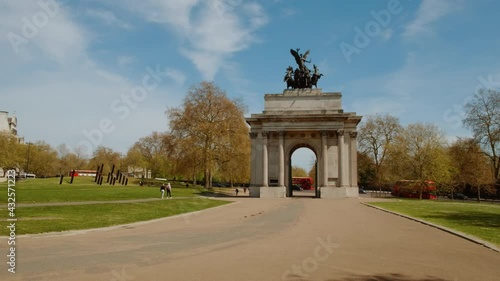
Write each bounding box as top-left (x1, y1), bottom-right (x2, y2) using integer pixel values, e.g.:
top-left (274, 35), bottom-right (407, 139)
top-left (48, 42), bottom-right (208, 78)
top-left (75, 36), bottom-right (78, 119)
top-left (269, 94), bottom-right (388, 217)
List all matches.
top-left (1, 197), bottom-right (499, 281)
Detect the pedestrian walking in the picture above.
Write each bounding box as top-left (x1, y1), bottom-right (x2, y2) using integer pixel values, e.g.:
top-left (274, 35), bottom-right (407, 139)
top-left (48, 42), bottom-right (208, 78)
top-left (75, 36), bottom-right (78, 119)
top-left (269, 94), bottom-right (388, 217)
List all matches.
top-left (166, 182), bottom-right (172, 199)
top-left (160, 184), bottom-right (165, 199)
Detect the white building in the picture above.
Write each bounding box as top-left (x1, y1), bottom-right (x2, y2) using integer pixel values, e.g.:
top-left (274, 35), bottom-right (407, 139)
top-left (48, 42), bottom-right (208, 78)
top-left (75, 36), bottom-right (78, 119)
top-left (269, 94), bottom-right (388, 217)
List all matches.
top-left (0, 111), bottom-right (18, 135)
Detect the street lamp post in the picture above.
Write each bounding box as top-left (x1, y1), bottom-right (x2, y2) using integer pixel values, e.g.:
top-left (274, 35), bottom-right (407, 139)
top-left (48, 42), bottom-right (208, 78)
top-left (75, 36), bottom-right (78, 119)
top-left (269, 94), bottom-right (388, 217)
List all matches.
top-left (25, 142), bottom-right (32, 174)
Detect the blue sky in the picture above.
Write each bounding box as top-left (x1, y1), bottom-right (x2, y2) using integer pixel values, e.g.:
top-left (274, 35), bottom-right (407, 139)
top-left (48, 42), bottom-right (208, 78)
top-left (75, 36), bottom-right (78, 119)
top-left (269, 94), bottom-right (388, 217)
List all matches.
top-left (1, 0), bottom-right (500, 171)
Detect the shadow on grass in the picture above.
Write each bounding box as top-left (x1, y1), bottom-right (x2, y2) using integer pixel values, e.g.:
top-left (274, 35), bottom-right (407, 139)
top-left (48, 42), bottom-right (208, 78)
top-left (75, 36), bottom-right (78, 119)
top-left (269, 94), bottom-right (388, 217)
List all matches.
top-left (196, 190), bottom-right (253, 199)
top-left (324, 273), bottom-right (449, 281)
top-left (422, 210), bottom-right (500, 228)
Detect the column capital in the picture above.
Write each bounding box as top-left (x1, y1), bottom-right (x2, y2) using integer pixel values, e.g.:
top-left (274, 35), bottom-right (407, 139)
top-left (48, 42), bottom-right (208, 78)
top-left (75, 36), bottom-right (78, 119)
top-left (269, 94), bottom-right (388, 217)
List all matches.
top-left (278, 131), bottom-right (285, 137)
top-left (337, 129), bottom-right (345, 136)
top-left (249, 132), bottom-right (258, 139)
top-left (349, 131), bottom-right (358, 138)
top-left (261, 131), bottom-right (269, 138)
top-left (320, 130), bottom-right (329, 137)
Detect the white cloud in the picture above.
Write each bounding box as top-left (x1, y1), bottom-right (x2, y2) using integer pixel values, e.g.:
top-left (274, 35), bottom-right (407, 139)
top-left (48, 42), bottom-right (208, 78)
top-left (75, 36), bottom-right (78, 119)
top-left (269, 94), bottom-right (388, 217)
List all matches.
top-left (381, 28), bottom-right (393, 41)
top-left (86, 9), bottom-right (132, 30)
top-left (1, 0), bottom-right (88, 64)
top-left (165, 68), bottom-right (186, 86)
top-left (0, 1), bottom-right (181, 155)
top-left (117, 55), bottom-right (135, 67)
top-left (122, 0), bottom-right (268, 80)
top-left (280, 7), bottom-right (297, 18)
top-left (404, 0), bottom-right (463, 38)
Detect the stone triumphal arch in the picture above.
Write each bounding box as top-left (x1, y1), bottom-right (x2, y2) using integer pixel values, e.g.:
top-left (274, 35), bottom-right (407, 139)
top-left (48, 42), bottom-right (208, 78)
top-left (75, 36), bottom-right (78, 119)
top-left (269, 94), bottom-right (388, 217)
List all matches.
top-left (246, 88), bottom-right (362, 198)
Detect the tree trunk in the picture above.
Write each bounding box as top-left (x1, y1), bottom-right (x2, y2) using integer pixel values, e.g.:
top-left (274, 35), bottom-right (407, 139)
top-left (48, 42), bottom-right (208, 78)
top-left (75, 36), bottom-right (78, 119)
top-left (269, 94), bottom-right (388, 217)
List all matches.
top-left (204, 169), bottom-right (209, 189)
top-left (477, 186), bottom-right (481, 203)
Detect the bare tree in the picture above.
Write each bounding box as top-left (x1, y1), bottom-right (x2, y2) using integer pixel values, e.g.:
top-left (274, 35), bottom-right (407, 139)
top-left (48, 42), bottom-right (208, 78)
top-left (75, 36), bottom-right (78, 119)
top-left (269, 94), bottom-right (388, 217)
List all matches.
top-left (358, 114), bottom-right (401, 189)
top-left (463, 89), bottom-right (500, 182)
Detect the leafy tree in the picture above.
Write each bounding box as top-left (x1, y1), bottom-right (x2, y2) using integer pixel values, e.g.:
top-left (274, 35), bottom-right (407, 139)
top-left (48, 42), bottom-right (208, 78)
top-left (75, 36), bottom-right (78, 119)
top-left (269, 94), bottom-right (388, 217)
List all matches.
top-left (168, 81), bottom-right (249, 188)
top-left (449, 138), bottom-right (494, 202)
top-left (0, 132), bottom-right (23, 172)
top-left (308, 161), bottom-right (317, 186)
top-left (25, 141), bottom-right (59, 177)
top-left (169, 136), bottom-right (204, 185)
top-left (217, 123), bottom-right (250, 186)
top-left (292, 166), bottom-right (308, 177)
top-left (387, 123), bottom-right (452, 199)
top-left (358, 114), bottom-right (401, 189)
top-left (463, 89), bottom-right (500, 182)
top-left (87, 146), bottom-right (122, 175)
top-left (123, 146), bottom-right (148, 177)
top-left (56, 143), bottom-right (88, 175)
top-left (357, 151), bottom-right (376, 188)
top-left (129, 132), bottom-right (175, 178)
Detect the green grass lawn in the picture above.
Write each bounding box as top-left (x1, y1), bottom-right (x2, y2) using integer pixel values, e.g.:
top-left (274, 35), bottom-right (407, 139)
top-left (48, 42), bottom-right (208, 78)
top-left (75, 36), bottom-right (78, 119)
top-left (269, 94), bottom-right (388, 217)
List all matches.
top-left (369, 200), bottom-right (500, 246)
top-left (0, 198), bottom-right (231, 235)
top-left (0, 177), bottom-right (204, 204)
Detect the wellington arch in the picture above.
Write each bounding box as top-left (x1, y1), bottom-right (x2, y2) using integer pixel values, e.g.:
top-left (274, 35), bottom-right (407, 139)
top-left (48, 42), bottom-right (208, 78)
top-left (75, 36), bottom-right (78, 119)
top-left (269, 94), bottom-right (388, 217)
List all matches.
top-left (245, 88), bottom-right (362, 198)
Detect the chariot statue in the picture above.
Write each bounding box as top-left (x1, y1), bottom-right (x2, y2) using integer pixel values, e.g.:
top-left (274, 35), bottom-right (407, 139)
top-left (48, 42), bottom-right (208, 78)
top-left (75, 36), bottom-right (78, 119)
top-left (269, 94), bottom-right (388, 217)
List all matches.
top-left (284, 48), bottom-right (323, 89)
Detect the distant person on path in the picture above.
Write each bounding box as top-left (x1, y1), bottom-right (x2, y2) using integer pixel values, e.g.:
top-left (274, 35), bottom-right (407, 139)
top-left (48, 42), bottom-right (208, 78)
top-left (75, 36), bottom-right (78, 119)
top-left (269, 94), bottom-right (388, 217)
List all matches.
top-left (186, 183), bottom-right (189, 188)
top-left (235, 188), bottom-right (239, 196)
top-left (166, 183), bottom-right (172, 199)
top-left (243, 187), bottom-right (247, 194)
top-left (160, 184), bottom-right (165, 199)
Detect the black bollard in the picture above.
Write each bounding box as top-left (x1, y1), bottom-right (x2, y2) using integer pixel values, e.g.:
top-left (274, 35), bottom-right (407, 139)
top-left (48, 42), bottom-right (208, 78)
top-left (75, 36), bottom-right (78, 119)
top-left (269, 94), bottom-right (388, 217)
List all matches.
top-left (94, 165), bottom-right (100, 182)
top-left (99, 176), bottom-right (103, 185)
top-left (110, 164), bottom-right (115, 179)
top-left (106, 172), bottom-right (110, 183)
top-left (70, 170), bottom-right (75, 184)
top-left (59, 174), bottom-right (64, 185)
top-left (121, 175), bottom-right (126, 185)
top-left (112, 177), bottom-right (116, 185)
top-left (118, 172), bottom-right (122, 182)
top-left (125, 178), bottom-right (128, 186)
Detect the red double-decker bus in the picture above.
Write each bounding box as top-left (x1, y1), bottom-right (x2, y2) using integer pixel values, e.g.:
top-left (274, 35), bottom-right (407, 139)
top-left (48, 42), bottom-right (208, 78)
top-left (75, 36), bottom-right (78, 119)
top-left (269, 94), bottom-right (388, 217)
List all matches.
top-left (392, 180), bottom-right (437, 199)
top-left (292, 177), bottom-right (313, 190)
top-left (69, 170), bottom-right (97, 177)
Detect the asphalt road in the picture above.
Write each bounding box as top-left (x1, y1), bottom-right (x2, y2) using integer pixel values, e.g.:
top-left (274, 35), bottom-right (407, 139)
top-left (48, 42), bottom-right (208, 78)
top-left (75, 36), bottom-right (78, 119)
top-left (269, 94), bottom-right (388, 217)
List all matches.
top-left (1, 197), bottom-right (499, 281)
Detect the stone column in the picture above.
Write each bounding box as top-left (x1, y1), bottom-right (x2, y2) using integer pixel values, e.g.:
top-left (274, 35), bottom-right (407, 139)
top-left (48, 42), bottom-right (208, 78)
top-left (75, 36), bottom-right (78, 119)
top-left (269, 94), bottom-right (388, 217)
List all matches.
top-left (338, 129), bottom-right (347, 187)
top-left (321, 131), bottom-right (328, 187)
top-left (249, 132), bottom-right (258, 186)
top-left (262, 131), bottom-right (269, 187)
top-left (349, 131), bottom-right (358, 187)
top-left (278, 131), bottom-right (285, 187)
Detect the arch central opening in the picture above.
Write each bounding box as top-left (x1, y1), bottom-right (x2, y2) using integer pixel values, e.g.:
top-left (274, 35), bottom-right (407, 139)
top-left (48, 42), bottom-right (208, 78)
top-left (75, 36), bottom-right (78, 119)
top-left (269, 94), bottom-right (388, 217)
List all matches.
top-left (289, 146), bottom-right (318, 198)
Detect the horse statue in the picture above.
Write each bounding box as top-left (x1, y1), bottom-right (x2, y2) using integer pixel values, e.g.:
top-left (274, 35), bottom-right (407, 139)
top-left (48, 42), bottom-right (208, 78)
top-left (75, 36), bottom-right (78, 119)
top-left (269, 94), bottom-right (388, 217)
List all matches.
top-left (311, 73), bottom-right (323, 88)
top-left (310, 64), bottom-right (323, 88)
top-left (284, 66), bottom-right (295, 89)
